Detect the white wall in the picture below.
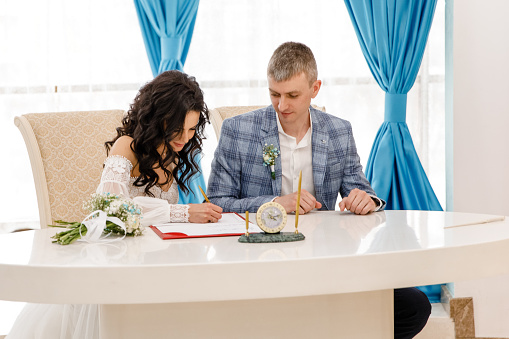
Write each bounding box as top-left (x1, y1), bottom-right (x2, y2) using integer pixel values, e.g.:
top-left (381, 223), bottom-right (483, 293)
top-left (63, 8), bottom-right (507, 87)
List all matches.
top-left (449, 0), bottom-right (509, 336)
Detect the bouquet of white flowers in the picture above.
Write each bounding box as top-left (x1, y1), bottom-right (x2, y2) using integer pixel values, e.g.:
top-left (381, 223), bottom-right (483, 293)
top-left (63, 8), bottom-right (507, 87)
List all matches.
top-left (51, 192), bottom-right (143, 245)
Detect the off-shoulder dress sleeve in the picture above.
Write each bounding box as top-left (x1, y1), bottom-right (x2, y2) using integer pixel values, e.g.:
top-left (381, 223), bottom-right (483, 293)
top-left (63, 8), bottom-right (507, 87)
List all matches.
top-left (96, 155), bottom-right (189, 225)
top-left (96, 155), bottom-right (132, 196)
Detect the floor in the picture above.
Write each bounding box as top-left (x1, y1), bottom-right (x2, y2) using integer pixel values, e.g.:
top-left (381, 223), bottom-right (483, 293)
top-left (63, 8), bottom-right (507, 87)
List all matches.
top-left (2, 302), bottom-right (509, 338)
top-left (0, 302), bottom-right (452, 338)
top-left (416, 303), bottom-right (455, 339)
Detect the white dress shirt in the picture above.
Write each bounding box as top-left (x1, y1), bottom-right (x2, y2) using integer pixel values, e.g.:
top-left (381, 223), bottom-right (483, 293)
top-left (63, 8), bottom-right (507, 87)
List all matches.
top-left (276, 113), bottom-right (315, 197)
top-left (276, 111), bottom-right (383, 211)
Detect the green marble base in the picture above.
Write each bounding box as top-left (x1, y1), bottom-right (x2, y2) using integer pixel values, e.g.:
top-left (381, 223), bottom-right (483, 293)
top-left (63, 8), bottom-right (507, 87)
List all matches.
top-left (238, 232), bottom-right (305, 243)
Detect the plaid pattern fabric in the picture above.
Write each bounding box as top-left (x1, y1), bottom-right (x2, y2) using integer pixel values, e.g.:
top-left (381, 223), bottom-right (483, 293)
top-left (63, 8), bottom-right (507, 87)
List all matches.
top-left (207, 105), bottom-right (379, 212)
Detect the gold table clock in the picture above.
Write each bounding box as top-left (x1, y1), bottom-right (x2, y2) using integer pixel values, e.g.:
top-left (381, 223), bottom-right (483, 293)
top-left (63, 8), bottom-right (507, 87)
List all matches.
top-left (238, 202), bottom-right (305, 243)
top-left (256, 202), bottom-right (287, 233)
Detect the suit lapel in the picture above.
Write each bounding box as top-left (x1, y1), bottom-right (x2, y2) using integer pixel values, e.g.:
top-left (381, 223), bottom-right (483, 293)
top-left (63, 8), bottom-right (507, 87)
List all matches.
top-left (311, 108), bottom-right (330, 209)
top-left (261, 106), bottom-right (282, 196)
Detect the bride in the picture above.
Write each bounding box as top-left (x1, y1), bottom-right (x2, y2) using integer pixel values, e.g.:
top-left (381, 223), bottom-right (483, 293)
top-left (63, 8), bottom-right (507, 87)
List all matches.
top-left (7, 70), bottom-right (223, 339)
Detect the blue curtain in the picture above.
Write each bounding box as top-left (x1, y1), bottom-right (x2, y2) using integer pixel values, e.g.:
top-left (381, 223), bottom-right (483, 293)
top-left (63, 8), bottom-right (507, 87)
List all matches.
top-left (134, 0), bottom-right (199, 74)
top-left (344, 0), bottom-right (442, 211)
top-left (135, 0), bottom-right (206, 204)
top-left (344, 0), bottom-right (443, 303)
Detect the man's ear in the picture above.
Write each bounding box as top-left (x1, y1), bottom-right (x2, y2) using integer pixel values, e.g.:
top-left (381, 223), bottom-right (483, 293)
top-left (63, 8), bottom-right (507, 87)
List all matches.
top-left (311, 80), bottom-right (322, 99)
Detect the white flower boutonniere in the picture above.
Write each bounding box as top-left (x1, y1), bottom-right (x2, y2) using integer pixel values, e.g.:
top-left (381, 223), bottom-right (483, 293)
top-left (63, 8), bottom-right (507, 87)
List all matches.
top-left (262, 143), bottom-right (280, 179)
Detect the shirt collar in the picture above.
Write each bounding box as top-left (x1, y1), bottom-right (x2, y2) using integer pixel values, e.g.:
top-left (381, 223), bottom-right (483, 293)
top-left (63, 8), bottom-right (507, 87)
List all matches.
top-left (276, 108), bottom-right (313, 138)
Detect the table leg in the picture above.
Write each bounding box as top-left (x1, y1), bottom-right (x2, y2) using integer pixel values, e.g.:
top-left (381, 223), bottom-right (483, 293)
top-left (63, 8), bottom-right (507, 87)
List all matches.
top-left (100, 290), bottom-right (393, 339)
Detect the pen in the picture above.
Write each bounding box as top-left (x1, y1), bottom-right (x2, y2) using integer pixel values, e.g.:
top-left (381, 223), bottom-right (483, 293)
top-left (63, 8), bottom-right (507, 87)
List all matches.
top-left (198, 185), bottom-right (210, 203)
top-left (245, 211), bottom-right (249, 237)
top-left (295, 170), bottom-right (302, 233)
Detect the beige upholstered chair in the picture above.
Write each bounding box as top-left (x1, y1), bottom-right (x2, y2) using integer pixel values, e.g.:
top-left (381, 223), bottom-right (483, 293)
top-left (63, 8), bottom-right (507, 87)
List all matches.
top-left (209, 104), bottom-right (326, 141)
top-left (14, 110), bottom-right (125, 228)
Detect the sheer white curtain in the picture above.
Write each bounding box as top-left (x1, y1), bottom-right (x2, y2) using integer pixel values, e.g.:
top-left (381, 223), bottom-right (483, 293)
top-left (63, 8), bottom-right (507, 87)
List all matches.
top-left (0, 0), bottom-right (152, 227)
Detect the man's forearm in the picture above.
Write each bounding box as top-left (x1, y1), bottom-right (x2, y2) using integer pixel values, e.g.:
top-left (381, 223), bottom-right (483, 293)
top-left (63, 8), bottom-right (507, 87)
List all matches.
top-left (209, 195), bottom-right (276, 213)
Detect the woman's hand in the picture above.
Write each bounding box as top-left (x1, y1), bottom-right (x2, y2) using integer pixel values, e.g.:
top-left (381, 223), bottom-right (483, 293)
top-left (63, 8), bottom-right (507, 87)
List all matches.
top-left (188, 203), bottom-right (223, 223)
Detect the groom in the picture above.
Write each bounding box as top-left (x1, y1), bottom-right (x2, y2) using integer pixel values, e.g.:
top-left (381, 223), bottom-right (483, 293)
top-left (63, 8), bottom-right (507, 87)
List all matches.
top-left (207, 41), bottom-right (431, 339)
top-left (207, 41), bottom-right (384, 216)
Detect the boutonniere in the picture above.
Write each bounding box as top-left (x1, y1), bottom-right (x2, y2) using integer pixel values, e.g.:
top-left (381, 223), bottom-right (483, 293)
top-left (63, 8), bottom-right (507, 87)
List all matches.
top-left (262, 143), bottom-right (280, 179)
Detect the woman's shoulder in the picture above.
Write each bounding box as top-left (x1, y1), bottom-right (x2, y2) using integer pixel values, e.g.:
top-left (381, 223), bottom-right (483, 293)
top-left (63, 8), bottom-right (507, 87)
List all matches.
top-left (108, 136), bottom-right (137, 166)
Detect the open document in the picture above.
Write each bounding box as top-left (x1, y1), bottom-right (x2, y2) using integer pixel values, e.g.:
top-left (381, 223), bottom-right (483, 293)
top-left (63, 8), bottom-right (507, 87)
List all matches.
top-left (150, 212), bottom-right (260, 240)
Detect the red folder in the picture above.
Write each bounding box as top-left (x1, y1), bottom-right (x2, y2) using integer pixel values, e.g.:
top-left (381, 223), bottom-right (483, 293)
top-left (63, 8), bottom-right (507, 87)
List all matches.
top-left (149, 212), bottom-right (254, 240)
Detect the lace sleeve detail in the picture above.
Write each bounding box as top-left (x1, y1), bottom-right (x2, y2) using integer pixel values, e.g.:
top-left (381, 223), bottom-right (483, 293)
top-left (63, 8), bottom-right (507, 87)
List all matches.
top-left (132, 196), bottom-right (190, 226)
top-left (168, 204), bottom-right (190, 223)
top-left (96, 155), bottom-right (133, 197)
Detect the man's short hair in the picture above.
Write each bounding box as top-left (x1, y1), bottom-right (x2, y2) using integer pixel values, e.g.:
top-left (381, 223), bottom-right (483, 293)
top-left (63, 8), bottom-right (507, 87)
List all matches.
top-left (267, 42), bottom-right (318, 85)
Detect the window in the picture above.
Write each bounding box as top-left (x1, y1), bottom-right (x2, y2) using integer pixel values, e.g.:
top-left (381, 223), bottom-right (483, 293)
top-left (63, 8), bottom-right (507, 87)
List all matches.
top-left (0, 0), bottom-right (445, 223)
top-left (186, 0), bottom-right (446, 210)
top-left (0, 0), bottom-right (151, 227)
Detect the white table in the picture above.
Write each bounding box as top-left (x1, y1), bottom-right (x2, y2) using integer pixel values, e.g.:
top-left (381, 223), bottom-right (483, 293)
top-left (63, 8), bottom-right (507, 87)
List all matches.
top-left (1, 210), bottom-right (509, 338)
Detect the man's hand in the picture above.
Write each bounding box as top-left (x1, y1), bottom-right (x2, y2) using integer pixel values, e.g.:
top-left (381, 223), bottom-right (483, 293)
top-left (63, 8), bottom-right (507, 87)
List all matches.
top-left (274, 189), bottom-right (322, 214)
top-left (338, 188), bottom-right (376, 215)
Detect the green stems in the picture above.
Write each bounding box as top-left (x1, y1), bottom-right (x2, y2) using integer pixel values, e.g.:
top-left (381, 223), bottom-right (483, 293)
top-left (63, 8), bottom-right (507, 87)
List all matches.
top-left (50, 221), bottom-right (88, 245)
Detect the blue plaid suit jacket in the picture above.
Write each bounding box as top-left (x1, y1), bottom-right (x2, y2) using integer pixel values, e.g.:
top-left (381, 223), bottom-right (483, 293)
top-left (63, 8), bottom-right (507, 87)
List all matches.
top-left (207, 105), bottom-right (382, 213)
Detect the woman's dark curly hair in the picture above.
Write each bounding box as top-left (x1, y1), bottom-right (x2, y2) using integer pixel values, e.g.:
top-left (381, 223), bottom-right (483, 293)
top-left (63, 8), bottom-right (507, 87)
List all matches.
top-left (105, 70), bottom-right (209, 196)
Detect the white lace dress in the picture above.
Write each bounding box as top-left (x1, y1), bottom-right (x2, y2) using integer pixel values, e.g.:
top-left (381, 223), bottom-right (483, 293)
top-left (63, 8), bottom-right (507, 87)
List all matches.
top-left (7, 155), bottom-right (190, 339)
top-left (97, 155), bottom-right (190, 225)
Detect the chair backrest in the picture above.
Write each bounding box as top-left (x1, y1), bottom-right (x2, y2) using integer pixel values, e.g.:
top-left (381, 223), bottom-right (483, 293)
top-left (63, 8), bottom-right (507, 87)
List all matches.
top-left (14, 110), bottom-right (125, 228)
top-left (209, 104), bottom-right (326, 141)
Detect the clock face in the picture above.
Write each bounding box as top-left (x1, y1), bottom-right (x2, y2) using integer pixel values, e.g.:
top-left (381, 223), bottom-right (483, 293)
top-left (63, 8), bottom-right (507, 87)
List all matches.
top-left (256, 202), bottom-right (287, 233)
